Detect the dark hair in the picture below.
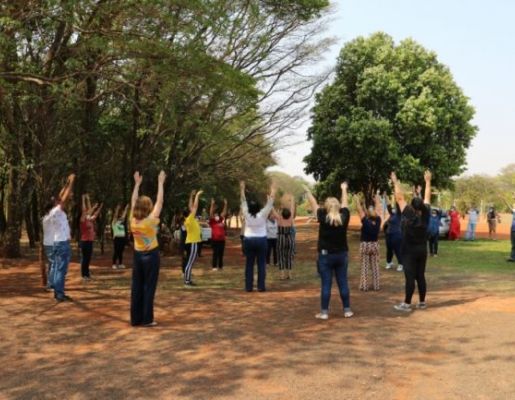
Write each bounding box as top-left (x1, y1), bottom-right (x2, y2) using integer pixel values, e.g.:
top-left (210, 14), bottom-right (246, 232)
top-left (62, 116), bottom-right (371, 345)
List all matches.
top-left (281, 208), bottom-right (291, 220)
top-left (247, 200), bottom-right (262, 217)
top-left (43, 196), bottom-right (57, 215)
top-left (411, 197), bottom-right (425, 212)
top-left (182, 209), bottom-right (189, 218)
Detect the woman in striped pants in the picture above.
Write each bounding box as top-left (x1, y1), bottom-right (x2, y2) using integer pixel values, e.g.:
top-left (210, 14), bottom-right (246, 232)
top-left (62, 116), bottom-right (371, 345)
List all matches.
top-left (355, 194), bottom-right (382, 291)
top-left (273, 194), bottom-right (295, 280)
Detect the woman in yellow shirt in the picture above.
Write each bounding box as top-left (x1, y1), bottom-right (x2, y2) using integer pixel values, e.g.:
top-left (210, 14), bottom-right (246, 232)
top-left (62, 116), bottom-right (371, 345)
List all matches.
top-left (129, 170), bottom-right (166, 327)
top-left (182, 189), bottom-right (203, 286)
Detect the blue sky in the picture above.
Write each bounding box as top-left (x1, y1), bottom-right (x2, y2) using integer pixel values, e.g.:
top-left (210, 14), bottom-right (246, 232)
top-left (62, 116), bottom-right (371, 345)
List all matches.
top-left (272, 0), bottom-right (515, 180)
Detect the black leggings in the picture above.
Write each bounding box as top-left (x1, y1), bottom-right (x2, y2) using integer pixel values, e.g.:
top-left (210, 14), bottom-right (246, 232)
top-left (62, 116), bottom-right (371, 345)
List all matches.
top-left (113, 237), bottom-right (126, 265)
top-left (402, 247), bottom-right (427, 304)
top-left (211, 240), bottom-right (225, 269)
top-left (80, 241), bottom-right (93, 278)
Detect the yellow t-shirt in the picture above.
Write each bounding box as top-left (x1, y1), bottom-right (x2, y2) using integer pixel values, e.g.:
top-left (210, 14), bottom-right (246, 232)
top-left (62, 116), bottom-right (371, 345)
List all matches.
top-left (185, 213), bottom-right (201, 244)
top-left (131, 217), bottom-right (159, 252)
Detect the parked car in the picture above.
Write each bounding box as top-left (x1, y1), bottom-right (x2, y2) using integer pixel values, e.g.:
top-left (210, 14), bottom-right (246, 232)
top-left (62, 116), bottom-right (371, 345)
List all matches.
top-left (433, 208), bottom-right (450, 238)
top-left (200, 225), bottom-right (212, 242)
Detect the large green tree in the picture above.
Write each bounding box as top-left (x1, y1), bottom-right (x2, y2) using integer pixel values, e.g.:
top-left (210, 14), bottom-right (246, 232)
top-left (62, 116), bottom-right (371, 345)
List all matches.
top-left (304, 32), bottom-right (477, 204)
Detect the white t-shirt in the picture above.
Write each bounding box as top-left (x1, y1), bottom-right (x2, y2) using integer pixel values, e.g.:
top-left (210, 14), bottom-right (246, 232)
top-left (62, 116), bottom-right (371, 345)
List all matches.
top-left (42, 214), bottom-right (55, 246)
top-left (468, 209), bottom-right (479, 224)
top-left (50, 204), bottom-right (71, 242)
top-left (242, 198), bottom-right (274, 238)
top-left (266, 219), bottom-right (278, 239)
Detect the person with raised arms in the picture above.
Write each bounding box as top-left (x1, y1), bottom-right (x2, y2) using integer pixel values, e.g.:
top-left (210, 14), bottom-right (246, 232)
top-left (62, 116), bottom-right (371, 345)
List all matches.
top-left (271, 194), bottom-right (295, 280)
top-left (112, 204), bottom-right (129, 269)
top-left (383, 196), bottom-right (403, 272)
top-left (355, 193), bottom-right (382, 292)
top-left (240, 180), bottom-right (276, 292)
top-left (209, 197), bottom-right (228, 271)
top-left (79, 194), bottom-right (103, 281)
top-left (49, 173), bottom-right (76, 302)
top-left (130, 170), bottom-right (166, 327)
top-left (304, 182), bottom-right (353, 320)
top-left (392, 170), bottom-right (432, 312)
top-left (182, 189), bottom-right (203, 285)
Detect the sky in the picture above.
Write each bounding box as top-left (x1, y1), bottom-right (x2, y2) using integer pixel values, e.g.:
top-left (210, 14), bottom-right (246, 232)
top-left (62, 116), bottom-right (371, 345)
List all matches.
top-left (270, 0), bottom-right (515, 181)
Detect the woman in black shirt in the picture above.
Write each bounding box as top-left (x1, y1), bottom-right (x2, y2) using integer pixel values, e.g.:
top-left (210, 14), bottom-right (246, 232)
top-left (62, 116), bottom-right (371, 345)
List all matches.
top-left (391, 170), bottom-right (432, 312)
top-left (355, 194), bottom-right (382, 291)
top-left (304, 182), bottom-right (354, 320)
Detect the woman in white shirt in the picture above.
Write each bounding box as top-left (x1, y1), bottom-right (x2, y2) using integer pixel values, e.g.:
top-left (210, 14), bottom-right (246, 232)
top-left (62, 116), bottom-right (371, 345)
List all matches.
top-left (240, 180), bottom-right (276, 292)
top-left (42, 199), bottom-right (57, 291)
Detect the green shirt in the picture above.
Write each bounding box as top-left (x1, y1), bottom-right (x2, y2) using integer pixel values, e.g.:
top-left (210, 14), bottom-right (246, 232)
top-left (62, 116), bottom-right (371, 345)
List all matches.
top-left (112, 221), bottom-right (126, 238)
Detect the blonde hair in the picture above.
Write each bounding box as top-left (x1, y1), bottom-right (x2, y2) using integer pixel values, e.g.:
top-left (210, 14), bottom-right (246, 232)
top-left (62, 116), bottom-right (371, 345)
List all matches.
top-left (324, 197), bottom-right (342, 226)
top-left (133, 196), bottom-right (153, 220)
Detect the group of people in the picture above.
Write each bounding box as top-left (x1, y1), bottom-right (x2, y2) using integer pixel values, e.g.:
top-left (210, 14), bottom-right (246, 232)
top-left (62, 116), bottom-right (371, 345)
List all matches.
top-left (41, 169), bottom-right (515, 325)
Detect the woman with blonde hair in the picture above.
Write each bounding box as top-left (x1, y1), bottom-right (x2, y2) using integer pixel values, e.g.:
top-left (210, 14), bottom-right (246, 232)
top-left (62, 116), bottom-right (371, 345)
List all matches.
top-left (304, 182), bottom-right (353, 320)
top-left (355, 193), bottom-right (382, 291)
top-left (130, 170), bottom-right (166, 327)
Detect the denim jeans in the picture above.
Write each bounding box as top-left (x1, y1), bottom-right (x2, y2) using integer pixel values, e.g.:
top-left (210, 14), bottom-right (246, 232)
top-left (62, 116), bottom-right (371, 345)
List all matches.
top-left (428, 233), bottom-right (439, 255)
top-left (243, 236), bottom-right (267, 291)
top-left (131, 248), bottom-right (160, 326)
top-left (318, 251), bottom-right (350, 312)
top-left (386, 233), bottom-right (402, 264)
top-left (53, 241), bottom-right (71, 300)
top-left (466, 223), bottom-right (477, 240)
top-left (44, 245), bottom-right (55, 289)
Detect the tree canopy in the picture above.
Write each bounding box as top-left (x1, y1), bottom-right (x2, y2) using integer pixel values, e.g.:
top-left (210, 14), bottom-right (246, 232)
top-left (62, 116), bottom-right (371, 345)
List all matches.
top-left (304, 32), bottom-right (477, 203)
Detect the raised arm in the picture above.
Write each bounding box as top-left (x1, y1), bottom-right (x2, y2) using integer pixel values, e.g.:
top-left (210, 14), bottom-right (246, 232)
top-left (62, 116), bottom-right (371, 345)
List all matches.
top-left (423, 170), bottom-right (432, 205)
top-left (354, 195), bottom-right (366, 219)
top-left (91, 203), bottom-right (103, 220)
top-left (188, 190), bottom-right (196, 211)
top-left (391, 172), bottom-right (407, 212)
top-left (121, 204), bottom-right (129, 220)
top-left (221, 198), bottom-right (228, 218)
top-left (130, 171), bottom-right (143, 217)
top-left (340, 182), bottom-right (349, 208)
top-left (112, 205), bottom-right (121, 224)
top-left (82, 194), bottom-right (88, 213)
top-left (374, 191), bottom-right (382, 216)
top-left (303, 184), bottom-right (319, 214)
top-left (190, 189), bottom-right (203, 216)
top-left (151, 170), bottom-right (166, 218)
top-left (262, 182), bottom-right (277, 215)
top-left (59, 174), bottom-right (76, 205)
top-left (209, 198), bottom-right (215, 218)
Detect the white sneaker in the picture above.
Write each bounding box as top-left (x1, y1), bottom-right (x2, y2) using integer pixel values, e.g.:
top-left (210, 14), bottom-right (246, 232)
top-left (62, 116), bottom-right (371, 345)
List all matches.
top-left (385, 263), bottom-right (393, 270)
top-left (394, 302), bottom-right (412, 312)
top-left (212, 268), bottom-right (217, 271)
top-left (315, 312), bottom-right (329, 320)
top-left (397, 264), bottom-right (403, 272)
top-left (344, 310), bottom-right (354, 318)
top-left (416, 302), bottom-right (427, 310)
top-left (119, 264), bottom-right (126, 269)
top-left (112, 264), bottom-right (118, 270)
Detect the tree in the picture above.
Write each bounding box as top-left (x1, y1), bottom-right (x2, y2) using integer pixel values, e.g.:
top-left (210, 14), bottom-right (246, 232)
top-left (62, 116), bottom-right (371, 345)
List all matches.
top-left (304, 32), bottom-right (477, 204)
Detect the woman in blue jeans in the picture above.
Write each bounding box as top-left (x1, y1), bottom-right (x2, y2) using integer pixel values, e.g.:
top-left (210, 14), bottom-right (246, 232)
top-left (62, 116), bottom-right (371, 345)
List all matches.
top-left (240, 180), bottom-right (276, 292)
top-left (304, 182), bottom-right (353, 320)
top-left (130, 170), bottom-right (166, 327)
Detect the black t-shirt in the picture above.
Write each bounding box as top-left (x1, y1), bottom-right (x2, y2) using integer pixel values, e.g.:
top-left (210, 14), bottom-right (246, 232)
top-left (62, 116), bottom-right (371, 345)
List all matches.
top-left (317, 208), bottom-right (350, 253)
top-left (401, 204), bottom-right (430, 252)
top-left (360, 216), bottom-right (381, 242)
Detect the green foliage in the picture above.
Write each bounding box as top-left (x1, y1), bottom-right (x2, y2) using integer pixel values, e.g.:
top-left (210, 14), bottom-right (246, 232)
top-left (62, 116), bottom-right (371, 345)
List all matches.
top-left (304, 32), bottom-right (477, 203)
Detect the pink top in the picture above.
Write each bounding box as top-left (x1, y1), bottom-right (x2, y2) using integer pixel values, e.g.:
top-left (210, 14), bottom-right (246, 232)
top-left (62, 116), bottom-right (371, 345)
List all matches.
top-left (80, 217), bottom-right (96, 241)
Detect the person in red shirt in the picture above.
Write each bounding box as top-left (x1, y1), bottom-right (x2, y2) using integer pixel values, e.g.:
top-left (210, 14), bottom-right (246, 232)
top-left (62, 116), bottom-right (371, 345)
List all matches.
top-left (209, 198), bottom-right (228, 271)
top-left (80, 194), bottom-right (102, 281)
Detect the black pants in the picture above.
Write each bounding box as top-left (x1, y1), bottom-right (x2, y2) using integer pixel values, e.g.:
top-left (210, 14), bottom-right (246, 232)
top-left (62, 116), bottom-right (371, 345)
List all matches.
top-left (113, 237), bottom-right (126, 265)
top-left (197, 242), bottom-right (203, 256)
top-left (80, 241), bottom-right (93, 278)
top-left (212, 240), bottom-right (225, 269)
top-left (402, 247), bottom-right (427, 304)
top-left (428, 234), bottom-right (439, 255)
top-left (386, 234), bottom-right (402, 264)
top-left (131, 248), bottom-right (160, 326)
top-left (266, 238), bottom-right (277, 265)
top-left (182, 242), bottom-right (198, 283)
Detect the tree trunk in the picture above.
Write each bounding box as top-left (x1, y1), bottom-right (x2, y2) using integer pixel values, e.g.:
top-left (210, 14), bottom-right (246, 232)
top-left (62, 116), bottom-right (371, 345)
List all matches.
top-left (0, 165), bottom-right (23, 258)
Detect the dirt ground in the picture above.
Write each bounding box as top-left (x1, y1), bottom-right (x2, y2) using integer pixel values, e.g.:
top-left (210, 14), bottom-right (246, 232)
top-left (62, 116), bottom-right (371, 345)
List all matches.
top-left (1, 221), bottom-right (514, 400)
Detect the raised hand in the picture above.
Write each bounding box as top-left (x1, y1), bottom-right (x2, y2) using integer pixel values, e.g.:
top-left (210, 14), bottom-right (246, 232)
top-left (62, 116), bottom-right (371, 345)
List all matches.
top-left (134, 171), bottom-right (143, 185)
top-left (390, 172), bottom-right (398, 184)
top-left (158, 170), bottom-right (166, 184)
top-left (239, 181), bottom-right (245, 191)
top-left (424, 170), bottom-right (432, 182)
top-left (341, 182), bottom-right (348, 191)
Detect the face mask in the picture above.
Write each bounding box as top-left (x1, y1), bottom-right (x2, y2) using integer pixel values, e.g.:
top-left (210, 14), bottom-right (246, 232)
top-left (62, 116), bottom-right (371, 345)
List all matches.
top-left (214, 216), bottom-right (220, 222)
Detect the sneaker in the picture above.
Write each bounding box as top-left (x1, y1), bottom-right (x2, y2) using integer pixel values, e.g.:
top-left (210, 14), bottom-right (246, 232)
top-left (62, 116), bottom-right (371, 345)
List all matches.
top-left (119, 264), bottom-right (126, 269)
top-left (82, 276), bottom-right (91, 282)
top-left (184, 281), bottom-right (196, 286)
top-left (397, 265), bottom-right (404, 272)
top-left (56, 295), bottom-right (73, 302)
top-left (507, 259), bottom-right (515, 263)
top-left (143, 321), bottom-right (158, 327)
top-left (385, 263), bottom-right (393, 270)
top-left (416, 302), bottom-right (427, 310)
top-left (112, 264), bottom-right (118, 269)
top-left (212, 268), bottom-right (217, 271)
top-left (315, 312), bottom-right (329, 320)
top-left (393, 302), bottom-right (412, 312)
top-left (344, 310), bottom-right (354, 318)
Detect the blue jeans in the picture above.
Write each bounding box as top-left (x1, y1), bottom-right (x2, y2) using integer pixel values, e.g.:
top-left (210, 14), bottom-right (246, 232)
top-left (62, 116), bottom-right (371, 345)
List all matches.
top-left (131, 249), bottom-right (160, 325)
top-left (53, 241), bottom-right (71, 299)
top-left (44, 245), bottom-right (55, 289)
top-left (386, 233), bottom-right (402, 264)
top-left (318, 251), bottom-right (351, 312)
top-left (243, 237), bottom-right (267, 291)
top-left (466, 223), bottom-right (477, 240)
